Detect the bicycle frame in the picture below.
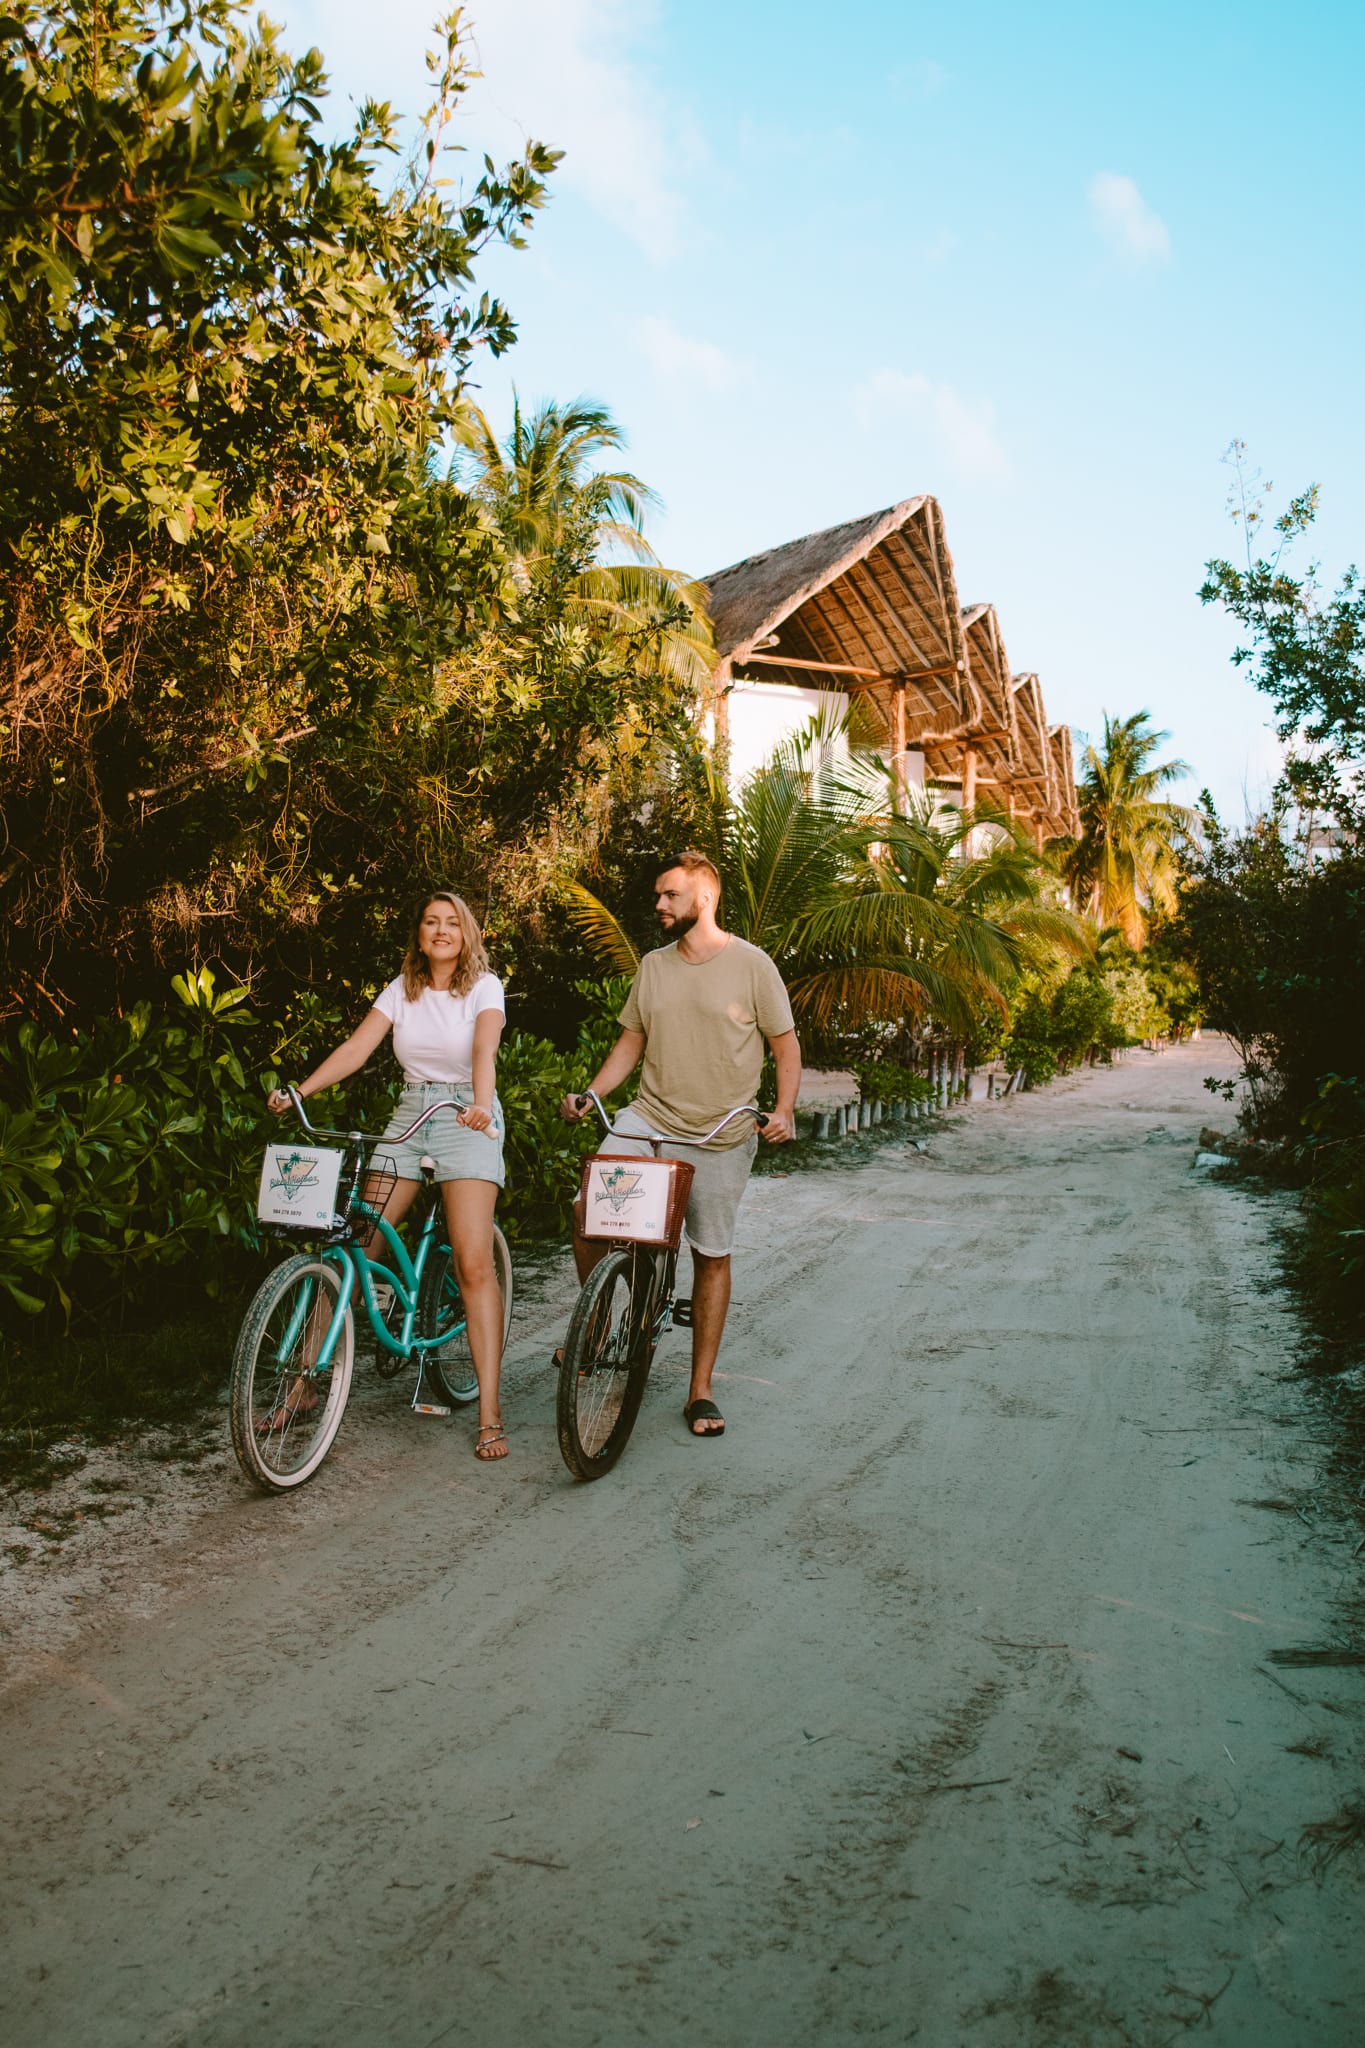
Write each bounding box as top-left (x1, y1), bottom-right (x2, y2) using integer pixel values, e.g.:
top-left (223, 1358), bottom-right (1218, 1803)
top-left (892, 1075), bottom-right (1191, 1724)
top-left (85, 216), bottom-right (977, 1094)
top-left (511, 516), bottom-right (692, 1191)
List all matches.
top-left (268, 1086), bottom-right (469, 1375)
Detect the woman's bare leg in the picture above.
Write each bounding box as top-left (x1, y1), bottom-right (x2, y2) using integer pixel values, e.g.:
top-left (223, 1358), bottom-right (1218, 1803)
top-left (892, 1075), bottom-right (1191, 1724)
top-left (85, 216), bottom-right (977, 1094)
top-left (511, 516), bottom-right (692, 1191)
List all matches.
top-left (441, 1179), bottom-right (507, 1457)
top-left (358, 1172), bottom-right (421, 1260)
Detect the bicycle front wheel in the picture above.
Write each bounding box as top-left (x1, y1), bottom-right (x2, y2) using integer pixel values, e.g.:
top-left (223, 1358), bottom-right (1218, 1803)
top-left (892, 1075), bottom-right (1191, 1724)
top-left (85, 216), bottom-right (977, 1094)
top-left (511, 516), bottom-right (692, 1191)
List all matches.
top-left (420, 1224), bottom-right (514, 1405)
top-left (230, 1255), bottom-right (355, 1493)
top-left (557, 1248), bottom-right (653, 1481)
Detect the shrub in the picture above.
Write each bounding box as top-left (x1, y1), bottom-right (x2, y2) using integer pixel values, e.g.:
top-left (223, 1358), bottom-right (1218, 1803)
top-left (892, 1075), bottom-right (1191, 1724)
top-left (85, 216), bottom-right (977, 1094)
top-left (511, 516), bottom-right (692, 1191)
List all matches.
top-left (0, 969), bottom-right (270, 1324)
top-left (1050, 968), bottom-right (1115, 1066)
top-left (999, 977), bottom-right (1063, 1086)
top-left (849, 1058), bottom-right (934, 1106)
top-left (0, 969), bottom-right (634, 1333)
top-left (1100, 959), bottom-right (1163, 1047)
top-left (495, 1031), bottom-right (600, 1239)
top-left (1295, 1076), bottom-right (1365, 1343)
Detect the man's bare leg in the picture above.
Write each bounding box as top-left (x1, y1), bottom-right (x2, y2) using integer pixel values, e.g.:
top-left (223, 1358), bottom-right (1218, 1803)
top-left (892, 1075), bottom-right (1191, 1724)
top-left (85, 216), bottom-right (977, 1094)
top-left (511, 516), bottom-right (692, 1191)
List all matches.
top-left (686, 1248), bottom-right (730, 1431)
top-left (571, 1220), bottom-right (612, 1284)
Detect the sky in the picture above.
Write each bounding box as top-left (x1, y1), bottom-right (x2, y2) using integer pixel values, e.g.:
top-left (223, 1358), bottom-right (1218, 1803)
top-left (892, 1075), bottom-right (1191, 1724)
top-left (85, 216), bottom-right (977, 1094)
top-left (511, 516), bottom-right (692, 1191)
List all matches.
top-left (278, 0), bottom-right (1365, 822)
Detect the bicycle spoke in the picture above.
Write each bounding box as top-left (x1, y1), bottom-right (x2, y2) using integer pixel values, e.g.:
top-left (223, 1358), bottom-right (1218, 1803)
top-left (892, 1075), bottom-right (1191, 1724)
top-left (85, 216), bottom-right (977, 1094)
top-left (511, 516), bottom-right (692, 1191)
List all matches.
top-left (230, 1257), bottom-right (355, 1492)
top-left (557, 1249), bottom-right (653, 1478)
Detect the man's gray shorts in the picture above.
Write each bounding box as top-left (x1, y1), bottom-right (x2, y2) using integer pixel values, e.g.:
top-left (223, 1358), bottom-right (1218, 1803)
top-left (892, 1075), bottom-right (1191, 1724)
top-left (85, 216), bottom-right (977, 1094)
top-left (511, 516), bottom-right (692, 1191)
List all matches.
top-left (598, 1103), bottom-right (758, 1258)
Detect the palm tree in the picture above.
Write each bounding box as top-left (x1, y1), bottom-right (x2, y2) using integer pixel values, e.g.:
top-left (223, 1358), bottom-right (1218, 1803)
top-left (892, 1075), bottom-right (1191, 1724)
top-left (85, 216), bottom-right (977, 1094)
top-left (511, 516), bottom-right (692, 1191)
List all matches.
top-left (1063, 712), bottom-right (1197, 947)
top-left (452, 396), bottom-right (714, 693)
top-left (566, 715), bottom-right (1087, 1038)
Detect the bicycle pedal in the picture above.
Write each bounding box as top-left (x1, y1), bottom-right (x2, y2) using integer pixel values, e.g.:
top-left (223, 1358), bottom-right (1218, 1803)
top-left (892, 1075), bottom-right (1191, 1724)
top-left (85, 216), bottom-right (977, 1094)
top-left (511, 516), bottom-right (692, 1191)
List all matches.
top-left (671, 1296), bottom-right (693, 1328)
top-left (413, 1400), bottom-right (452, 1418)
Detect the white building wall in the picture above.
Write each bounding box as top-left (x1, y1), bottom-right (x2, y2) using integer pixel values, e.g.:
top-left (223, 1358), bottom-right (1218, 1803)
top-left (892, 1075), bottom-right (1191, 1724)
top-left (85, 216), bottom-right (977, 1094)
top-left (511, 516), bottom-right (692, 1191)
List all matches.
top-left (726, 680), bottom-right (929, 793)
top-left (726, 679), bottom-right (850, 787)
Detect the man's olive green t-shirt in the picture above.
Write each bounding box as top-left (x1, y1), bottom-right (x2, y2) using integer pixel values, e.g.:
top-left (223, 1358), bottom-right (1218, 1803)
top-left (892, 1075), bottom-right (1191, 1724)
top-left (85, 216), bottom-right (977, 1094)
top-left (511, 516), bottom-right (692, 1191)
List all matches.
top-left (618, 936), bottom-right (796, 1147)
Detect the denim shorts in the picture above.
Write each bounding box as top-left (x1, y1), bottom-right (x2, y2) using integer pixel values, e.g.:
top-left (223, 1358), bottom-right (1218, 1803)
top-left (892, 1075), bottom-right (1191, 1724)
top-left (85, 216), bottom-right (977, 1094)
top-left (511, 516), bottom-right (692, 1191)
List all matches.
top-left (380, 1082), bottom-right (506, 1188)
top-left (598, 1102), bottom-right (757, 1258)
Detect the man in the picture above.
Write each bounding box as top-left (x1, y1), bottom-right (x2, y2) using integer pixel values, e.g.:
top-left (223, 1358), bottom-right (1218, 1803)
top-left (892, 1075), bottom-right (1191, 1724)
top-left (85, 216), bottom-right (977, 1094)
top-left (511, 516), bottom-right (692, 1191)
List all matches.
top-left (561, 850), bottom-right (801, 1436)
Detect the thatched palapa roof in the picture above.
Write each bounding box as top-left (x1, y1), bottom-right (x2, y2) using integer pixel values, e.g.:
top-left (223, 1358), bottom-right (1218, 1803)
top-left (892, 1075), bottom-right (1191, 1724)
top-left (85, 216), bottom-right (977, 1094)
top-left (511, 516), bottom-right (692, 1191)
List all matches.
top-left (703, 497), bottom-right (1078, 841)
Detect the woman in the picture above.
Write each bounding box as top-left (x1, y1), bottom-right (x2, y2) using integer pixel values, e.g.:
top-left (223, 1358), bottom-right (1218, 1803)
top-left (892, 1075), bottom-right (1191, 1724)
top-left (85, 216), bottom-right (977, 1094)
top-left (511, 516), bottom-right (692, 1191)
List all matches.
top-left (268, 891), bottom-right (510, 1460)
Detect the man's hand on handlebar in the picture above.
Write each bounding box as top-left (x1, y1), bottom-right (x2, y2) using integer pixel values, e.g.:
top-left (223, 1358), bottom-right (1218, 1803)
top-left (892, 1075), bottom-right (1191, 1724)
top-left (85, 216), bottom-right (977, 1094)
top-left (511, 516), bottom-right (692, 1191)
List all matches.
top-left (759, 1108), bottom-right (795, 1144)
top-left (559, 1091), bottom-right (592, 1123)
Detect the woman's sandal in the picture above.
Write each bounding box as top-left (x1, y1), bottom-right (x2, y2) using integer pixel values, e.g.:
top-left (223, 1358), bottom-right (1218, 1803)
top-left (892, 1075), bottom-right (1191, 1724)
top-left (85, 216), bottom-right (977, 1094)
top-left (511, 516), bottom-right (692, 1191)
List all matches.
top-left (475, 1421), bottom-right (509, 1460)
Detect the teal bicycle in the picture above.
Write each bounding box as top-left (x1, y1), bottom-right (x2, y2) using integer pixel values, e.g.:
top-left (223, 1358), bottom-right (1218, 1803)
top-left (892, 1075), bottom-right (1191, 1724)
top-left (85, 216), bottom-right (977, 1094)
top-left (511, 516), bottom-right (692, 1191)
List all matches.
top-left (230, 1085), bottom-right (513, 1494)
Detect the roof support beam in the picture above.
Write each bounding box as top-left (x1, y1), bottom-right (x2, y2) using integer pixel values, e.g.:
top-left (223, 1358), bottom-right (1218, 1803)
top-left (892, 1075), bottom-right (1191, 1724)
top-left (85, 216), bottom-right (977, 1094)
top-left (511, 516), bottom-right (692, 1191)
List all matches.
top-left (844, 554), bottom-right (935, 674)
top-left (798, 583), bottom-right (869, 675)
top-left (739, 652), bottom-right (884, 681)
top-left (739, 653), bottom-right (962, 685)
top-left (871, 535), bottom-right (967, 717)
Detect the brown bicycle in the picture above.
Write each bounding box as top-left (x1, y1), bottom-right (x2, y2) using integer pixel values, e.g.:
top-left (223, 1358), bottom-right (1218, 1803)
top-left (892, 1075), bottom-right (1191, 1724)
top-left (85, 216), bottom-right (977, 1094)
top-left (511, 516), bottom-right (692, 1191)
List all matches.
top-left (555, 1092), bottom-right (765, 1481)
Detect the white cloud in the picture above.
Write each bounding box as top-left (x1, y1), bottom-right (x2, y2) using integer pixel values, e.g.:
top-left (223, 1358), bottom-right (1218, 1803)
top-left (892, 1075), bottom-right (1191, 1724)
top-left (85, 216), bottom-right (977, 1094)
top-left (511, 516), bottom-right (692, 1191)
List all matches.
top-left (278, 1), bottom-right (690, 259)
top-left (467, 0), bottom-right (688, 258)
top-left (890, 58), bottom-right (949, 100)
top-left (853, 370), bottom-right (1010, 484)
top-left (921, 227), bottom-right (959, 265)
top-left (1087, 172), bottom-right (1171, 264)
top-left (635, 316), bottom-right (741, 391)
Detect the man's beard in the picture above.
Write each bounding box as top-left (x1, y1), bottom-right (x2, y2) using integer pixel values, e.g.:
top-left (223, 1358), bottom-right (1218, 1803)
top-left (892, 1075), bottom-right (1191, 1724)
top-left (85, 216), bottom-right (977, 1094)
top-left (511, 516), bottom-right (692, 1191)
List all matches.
top-left (661, 909), bottom-right (698, 939)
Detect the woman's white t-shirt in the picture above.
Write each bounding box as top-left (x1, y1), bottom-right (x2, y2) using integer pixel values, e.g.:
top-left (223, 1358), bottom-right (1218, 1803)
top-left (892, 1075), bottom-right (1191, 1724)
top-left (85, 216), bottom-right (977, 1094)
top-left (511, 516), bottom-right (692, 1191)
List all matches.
top-left (372, 973), bottom-right (505, 1086)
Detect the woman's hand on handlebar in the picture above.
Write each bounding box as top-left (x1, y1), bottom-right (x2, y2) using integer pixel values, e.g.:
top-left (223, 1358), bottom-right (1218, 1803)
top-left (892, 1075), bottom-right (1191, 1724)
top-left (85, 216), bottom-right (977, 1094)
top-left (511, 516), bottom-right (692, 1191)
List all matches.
top-left (458, 1103), bottom-right (496, 1135)
top-left (267, 1087), bottom-right (294, 1118)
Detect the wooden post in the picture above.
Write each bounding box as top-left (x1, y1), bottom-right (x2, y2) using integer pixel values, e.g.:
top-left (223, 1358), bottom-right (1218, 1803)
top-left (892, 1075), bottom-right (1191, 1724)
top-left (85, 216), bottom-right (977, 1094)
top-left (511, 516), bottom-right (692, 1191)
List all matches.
top-left (891, 680), bottom-right (907, 814)
top-left (961, 746), bottom-right (978, 814)
top-left (712, 658), bottom-right (731, 744)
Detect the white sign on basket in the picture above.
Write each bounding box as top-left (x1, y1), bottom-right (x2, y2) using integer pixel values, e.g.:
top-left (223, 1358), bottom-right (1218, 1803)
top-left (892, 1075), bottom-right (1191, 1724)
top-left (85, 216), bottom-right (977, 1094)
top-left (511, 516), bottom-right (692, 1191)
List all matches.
top-left (256, 1145), bottom-right (345, 1231)
top-left (583, 1157), bottom-right (674, 1242)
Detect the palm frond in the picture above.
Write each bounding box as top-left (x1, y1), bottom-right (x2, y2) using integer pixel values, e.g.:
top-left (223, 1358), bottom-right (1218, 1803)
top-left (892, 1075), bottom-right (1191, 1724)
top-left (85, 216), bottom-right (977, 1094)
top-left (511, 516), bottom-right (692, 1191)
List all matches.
top-left (787, 957), bottom-right (1006, 1034)
top-left (562, 883), bottom-right (641, 975)
top-left (791, 886), bottom-right (957, 956)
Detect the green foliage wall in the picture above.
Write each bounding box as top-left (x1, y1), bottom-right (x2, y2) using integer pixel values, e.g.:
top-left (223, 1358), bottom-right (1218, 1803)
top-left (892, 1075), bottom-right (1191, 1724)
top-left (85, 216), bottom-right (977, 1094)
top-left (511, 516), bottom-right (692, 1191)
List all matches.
top-left (1177, 823), bottom-right (1365, 1131)
top-left (0, 970), bottom-right (269, 1321)
top-left (0, 972), bottom-right (631, 1332)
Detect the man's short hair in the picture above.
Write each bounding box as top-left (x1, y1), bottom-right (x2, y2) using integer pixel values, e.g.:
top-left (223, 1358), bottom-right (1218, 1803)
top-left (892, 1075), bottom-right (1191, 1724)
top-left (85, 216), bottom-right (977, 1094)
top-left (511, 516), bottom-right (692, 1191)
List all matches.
top-left (657, 849), bottom-right (721, 895)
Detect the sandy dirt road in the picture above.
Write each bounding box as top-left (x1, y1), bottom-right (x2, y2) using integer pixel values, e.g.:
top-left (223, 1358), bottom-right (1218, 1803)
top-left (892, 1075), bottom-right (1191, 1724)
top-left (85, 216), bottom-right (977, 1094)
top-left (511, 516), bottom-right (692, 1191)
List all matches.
top-left (2, 1040), bottom-right (1362, 2047)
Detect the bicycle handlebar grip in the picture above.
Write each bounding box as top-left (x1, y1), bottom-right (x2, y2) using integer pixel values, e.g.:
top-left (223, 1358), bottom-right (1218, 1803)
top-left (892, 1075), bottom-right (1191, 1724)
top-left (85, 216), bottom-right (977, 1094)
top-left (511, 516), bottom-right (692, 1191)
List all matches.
top-left (573, 1093), bottom-right (591, 1111)
top-left (756, 1112), bottom-right (769, 1127)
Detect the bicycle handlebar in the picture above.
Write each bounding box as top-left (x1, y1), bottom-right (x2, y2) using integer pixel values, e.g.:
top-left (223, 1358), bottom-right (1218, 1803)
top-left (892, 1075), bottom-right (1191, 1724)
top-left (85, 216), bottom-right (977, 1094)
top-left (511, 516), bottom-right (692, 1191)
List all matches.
top-left (572, 1090), bottom-right (767, 1145)
top-left (276, 1082), bottom-right (466, 1148)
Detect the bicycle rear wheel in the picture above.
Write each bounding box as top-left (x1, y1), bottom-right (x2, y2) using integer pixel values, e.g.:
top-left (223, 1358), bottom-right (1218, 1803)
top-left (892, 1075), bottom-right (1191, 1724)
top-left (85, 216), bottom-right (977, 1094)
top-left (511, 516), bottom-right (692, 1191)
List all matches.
top-left (420, 1224), bottom-right (514, 1405)
top-left (229, 1255), bottom-right (355, 1493)
top-left (557, 1248), bottom-right (653, 1481)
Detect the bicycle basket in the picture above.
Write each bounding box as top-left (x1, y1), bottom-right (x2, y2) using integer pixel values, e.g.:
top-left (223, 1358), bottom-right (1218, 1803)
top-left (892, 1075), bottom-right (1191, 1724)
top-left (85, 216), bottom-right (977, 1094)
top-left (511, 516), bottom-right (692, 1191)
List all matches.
top-left (579, 1154), bottom-right (694, 1249)
top-left (351, 1153), bottom-right (399, 1228)
top-left (257, 1144), bottom-right (345, 1233)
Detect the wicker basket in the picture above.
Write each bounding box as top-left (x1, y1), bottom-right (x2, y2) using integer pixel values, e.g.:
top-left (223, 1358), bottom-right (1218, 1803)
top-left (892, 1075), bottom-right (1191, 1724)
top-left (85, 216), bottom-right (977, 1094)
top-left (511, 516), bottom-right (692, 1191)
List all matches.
top-left (353, 1153), bottom-right (399, 1230)
top-left (578, 1153), bottom-right (694, 1249)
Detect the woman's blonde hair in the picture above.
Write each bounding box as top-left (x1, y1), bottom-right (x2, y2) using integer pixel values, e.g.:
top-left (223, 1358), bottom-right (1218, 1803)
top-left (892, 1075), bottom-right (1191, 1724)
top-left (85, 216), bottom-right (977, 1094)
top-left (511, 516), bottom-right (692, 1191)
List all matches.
top-left (401, 891), bottom-right (490, 1000)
